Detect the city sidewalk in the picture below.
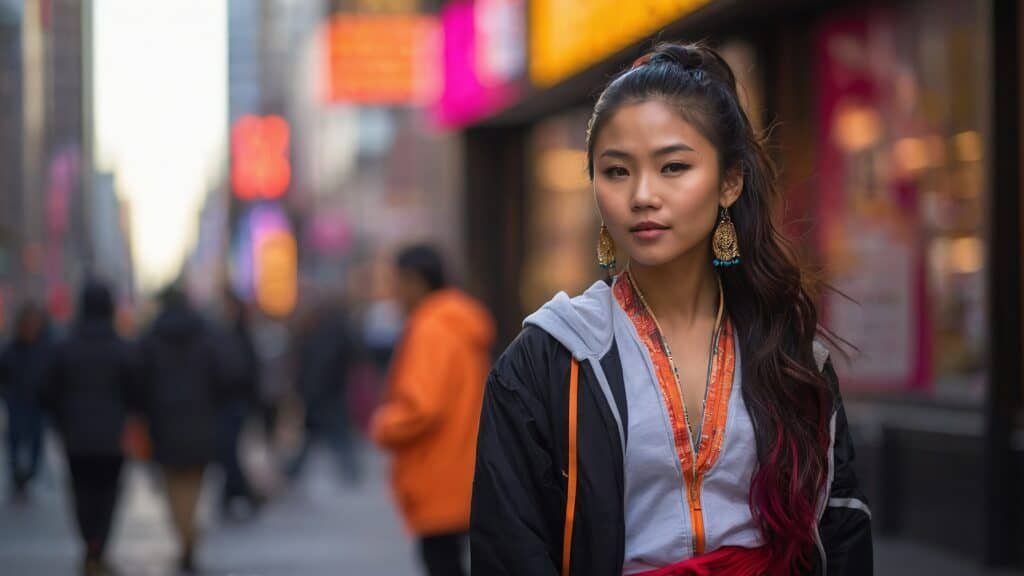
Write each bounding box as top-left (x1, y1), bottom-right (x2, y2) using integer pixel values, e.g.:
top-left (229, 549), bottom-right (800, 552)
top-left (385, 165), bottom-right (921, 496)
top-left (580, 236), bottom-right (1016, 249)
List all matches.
top-left (0, 437), bottom-right (420, 575)
top-left (1, 435), bottom-right (1020, 575)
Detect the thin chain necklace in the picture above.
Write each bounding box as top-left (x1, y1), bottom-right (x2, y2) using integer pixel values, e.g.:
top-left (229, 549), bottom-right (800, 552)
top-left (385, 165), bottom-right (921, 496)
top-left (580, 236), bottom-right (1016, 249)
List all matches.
top-left (626, 268), bottom-right (725, 458)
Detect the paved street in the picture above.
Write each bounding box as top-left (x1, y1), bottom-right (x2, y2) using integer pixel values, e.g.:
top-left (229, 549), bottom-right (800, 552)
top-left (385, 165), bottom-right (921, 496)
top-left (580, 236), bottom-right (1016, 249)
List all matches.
top-left (0, 435), bottom-right (420, 576)
top-left (1, 434), bottom-right (1021, 575)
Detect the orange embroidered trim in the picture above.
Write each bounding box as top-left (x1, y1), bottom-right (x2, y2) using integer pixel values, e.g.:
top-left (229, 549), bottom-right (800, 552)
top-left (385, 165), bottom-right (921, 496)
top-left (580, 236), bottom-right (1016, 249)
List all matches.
top-left (613, 271), bottom-right (736, 555)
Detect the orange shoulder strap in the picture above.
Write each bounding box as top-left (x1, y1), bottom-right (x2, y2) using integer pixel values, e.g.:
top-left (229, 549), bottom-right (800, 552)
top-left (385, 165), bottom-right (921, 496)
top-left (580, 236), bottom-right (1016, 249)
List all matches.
top-left (562, 358), bottom-right (579, 575)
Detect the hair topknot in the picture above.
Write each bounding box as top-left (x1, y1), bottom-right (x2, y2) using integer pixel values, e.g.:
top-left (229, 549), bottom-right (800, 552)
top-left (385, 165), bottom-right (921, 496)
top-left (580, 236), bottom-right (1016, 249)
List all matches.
top-left (631, 42), bottom-right (737, 92)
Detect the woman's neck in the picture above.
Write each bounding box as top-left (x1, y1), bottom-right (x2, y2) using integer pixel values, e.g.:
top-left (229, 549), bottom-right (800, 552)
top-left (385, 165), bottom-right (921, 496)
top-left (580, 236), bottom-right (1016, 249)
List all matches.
top-left (628, 250), bottom-right (719, 330)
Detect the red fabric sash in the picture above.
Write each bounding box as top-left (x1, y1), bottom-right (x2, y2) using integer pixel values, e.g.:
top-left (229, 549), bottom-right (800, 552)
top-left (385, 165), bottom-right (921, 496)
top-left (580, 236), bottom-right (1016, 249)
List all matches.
top-left (631, 546), bottom-right (772, 576)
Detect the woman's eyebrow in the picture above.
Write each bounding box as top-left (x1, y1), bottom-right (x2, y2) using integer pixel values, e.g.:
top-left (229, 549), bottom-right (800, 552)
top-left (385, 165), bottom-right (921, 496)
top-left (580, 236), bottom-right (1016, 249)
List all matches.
top-left (600, 143), bottom-right (695, 160)
top-left (599, 148), bottom-right (632, 160)
top-left (653, 143), bottom-right (695, 156)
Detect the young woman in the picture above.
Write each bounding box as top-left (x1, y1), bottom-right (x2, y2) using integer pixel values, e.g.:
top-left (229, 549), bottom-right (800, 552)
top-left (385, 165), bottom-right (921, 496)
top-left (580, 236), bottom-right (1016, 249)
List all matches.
top-left (471, 43), bottom-right (872, 576)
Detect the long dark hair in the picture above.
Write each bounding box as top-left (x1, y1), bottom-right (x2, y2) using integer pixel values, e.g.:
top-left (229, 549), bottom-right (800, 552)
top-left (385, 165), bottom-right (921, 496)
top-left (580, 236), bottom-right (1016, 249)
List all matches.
top-left (586, 43), bottom-right (831, 574)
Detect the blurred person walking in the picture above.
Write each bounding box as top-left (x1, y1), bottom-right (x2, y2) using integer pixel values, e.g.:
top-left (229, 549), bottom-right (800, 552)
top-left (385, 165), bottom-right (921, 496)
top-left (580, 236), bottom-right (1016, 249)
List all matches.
top-left (286, 296), bottom-right (363, 485)
top-left (250, 316), bottom-right (290, 449)
top-left (139, 287), bottom-right (228, 573)
top-left (370, 245), bottom-right (495, 576)
top-left (0, 302), bottom-right (52, 500)
top-left (362, 297), bottom-right (402, 375)
top-left (216, 289), bottom-right (263, 518)
top-left (43, 282), bottom-right (137, 576)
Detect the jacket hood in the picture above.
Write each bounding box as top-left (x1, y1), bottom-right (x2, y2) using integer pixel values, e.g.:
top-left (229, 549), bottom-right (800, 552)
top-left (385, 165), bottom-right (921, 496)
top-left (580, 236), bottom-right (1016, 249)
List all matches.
top-left (414, 289), bottom-right (495, 350)
top-left (523, 279), bottom-right (616, 361)
top-left (524, 279), bottom-right (834, 370)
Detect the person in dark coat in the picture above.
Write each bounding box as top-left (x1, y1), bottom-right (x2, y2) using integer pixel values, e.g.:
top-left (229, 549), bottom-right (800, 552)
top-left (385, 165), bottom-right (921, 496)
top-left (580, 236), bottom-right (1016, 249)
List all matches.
top-left (139, 287), bottom-right (227, 574)
top-left (216, 289), bottom-right (262, 517)
top-left (0, 302), bottom-right (52, 499)
top-left (44, 282), bottom-right (136, 576)
top-left (285, 298), bottom-right (362, 485)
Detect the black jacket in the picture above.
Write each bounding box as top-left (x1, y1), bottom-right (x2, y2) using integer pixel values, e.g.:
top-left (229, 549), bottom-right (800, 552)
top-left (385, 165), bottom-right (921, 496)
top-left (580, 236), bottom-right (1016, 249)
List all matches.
top-left (216, 318), bottom-right (261, 405)
top-left (296, 307), bottom-right (359, 430)
top-left (140, 306), bottom-right (228, 467)
top-left (0, 334), bottom-right (52, 437)
top-left (44, 321), bottom-right (137, 456)
top-left (471, 326), bottom-right (873, 576)
top-left (0, 334), bottom-right (53, 408)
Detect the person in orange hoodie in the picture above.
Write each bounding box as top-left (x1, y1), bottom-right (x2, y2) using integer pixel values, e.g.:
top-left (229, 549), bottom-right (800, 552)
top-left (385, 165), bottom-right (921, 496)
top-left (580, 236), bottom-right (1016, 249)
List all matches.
top-left (371, 244), bottom-right (495, 576)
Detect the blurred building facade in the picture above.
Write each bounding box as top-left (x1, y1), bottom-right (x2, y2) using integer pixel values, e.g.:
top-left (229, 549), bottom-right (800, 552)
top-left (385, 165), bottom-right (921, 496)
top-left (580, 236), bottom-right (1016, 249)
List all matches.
top-left (459, 0), bottom-right (1023, 569)
top-left (0, 0), bottom-right (23, 331)
top-left (223, 0), bottom-right (463, 322)
top-left (0, 0), bottom-right (135, 330)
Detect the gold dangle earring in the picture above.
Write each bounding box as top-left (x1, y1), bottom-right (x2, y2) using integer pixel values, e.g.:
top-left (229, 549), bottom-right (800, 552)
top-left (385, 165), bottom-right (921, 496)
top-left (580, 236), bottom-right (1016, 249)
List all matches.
top-left (597, 223), bottom-right (617, 277)
top-left (712, 207), bottom-right (741, 267)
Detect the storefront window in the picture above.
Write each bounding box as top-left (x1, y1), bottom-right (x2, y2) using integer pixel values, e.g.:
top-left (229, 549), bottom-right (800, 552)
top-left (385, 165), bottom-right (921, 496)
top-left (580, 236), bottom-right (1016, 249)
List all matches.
top-left (719, 40), bottom-right (764, 133)
top-left (814, 0), bottom-right (990, 401)
top-left (521, 111), bottom-right (595, 314)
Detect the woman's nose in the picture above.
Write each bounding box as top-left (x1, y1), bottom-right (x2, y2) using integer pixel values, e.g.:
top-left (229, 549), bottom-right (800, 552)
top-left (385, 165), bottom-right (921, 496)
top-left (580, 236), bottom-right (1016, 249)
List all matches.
top-left (631, 176), bottom-right (660, 211)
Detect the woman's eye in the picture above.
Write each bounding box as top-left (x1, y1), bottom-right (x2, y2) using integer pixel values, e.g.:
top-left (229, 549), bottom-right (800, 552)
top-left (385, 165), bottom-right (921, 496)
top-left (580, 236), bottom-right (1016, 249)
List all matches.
top-left (602, 166), bottom-right (629, 178)
top-left (663, 162), bottom-right (690, 174)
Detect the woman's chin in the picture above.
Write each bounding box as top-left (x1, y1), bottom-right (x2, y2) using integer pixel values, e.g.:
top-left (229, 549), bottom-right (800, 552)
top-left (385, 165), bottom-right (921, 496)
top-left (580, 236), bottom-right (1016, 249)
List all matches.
top-left (623, 252), bottom-right (675, 269)
top-left (624, 246), bottom-right (709, 270)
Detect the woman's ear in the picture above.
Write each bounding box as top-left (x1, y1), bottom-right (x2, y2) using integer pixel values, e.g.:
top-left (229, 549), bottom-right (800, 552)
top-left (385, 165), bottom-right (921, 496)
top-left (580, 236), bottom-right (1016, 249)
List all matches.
top-left (719, 168), bottom-right (743, 208)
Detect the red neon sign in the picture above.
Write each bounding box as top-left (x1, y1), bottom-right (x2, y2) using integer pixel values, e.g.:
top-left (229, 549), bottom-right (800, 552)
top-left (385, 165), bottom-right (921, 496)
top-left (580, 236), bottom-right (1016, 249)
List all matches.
top-left (232, 115), bottom-right (291, 201)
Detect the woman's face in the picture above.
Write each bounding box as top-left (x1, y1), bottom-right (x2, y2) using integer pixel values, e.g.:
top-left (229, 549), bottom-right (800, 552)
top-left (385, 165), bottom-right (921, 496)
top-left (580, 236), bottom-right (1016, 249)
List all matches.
top-left (592, 99), bottom-right (741, 269)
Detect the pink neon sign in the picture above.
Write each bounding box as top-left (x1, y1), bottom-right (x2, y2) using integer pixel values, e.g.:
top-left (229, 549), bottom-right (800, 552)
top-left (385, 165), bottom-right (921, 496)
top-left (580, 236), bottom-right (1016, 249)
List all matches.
top-left (433, 0), bottom-right (522, 128)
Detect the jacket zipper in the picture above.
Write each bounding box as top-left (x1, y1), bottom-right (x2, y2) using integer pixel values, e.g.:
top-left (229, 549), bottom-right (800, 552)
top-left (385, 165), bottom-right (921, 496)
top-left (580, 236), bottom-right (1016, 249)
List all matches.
top-left (688, 475), bottom-right (706, 555)
top-left (660, 322), bottom-right (719, 557)
top-left (627, 271), bottom-right (724, 558)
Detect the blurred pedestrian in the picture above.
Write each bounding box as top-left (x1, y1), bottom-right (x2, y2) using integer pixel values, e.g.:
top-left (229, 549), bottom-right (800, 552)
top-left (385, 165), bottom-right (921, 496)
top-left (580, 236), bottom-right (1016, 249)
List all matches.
top-left (362, 297), bottom-right (402, 375)
top-left (139, 287), bottom-right (228, 573)
top-left (370, 244), bottom-right (494, 576)
top-left (0, 302), bottom-right (52, 500)
top-left (250, 317), bottom-right (290, 448)
top-left (470, 43), bottom-right (872, 576)
top-left (216, 289), bottom-right (262, 518)
top-left (43, 282), bottom-right (136, 576)
top-left (286, 295), bottom-right (362, 485)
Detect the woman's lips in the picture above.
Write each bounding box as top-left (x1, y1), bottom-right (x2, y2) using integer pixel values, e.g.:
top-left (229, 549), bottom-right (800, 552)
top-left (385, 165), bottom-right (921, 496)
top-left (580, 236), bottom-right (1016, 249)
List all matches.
top-left (630, 221), bottom-right (669, 241)
top-left (632, 229), bottom-right (667, 241)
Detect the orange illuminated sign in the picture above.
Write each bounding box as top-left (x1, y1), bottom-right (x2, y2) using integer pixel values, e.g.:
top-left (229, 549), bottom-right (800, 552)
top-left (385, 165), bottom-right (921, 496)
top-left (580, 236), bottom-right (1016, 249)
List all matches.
top-left (255, 229), bottom-right (297, 318)
top-left (530, 0), bottom-right (713, 87)
top-left (323, 14), bottom-right (440, 104)
top-left (232, 115), bottom-right (291, 201)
